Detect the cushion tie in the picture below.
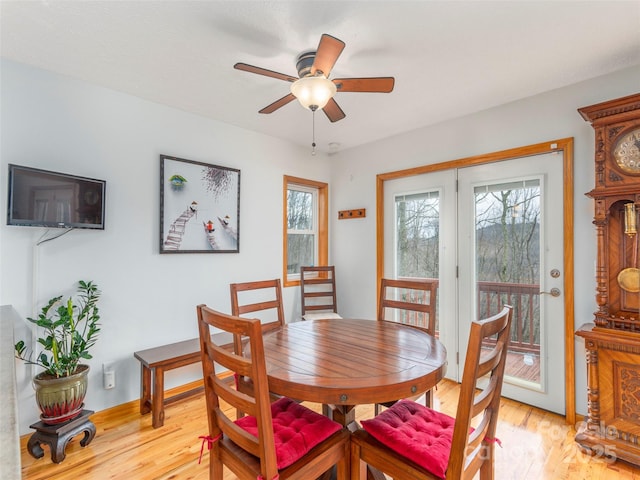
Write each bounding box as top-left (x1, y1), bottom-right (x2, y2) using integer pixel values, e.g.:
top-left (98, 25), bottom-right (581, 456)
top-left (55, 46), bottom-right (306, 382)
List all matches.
top-left (198, 433), bottom-right (221, 464)
top-left (484, 436), bottom-right (502, 448)
top-left (469, 426), bottom-right (503, 449)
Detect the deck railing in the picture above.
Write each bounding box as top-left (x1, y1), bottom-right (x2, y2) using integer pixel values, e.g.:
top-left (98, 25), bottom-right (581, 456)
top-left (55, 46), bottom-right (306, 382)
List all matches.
top-left (477, 281), bottom-right (540, 354)
top-left (397, 277), bottom-right (541, 355)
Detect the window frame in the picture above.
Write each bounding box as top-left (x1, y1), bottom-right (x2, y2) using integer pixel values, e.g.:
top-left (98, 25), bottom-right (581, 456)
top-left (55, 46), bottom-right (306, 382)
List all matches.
top-left (283, 175), bottom-right (328, 287)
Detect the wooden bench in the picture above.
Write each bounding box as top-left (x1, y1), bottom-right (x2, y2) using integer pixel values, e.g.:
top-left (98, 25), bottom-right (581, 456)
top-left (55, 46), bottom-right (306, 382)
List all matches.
top-left (134, 332), bottom-right (232, 428)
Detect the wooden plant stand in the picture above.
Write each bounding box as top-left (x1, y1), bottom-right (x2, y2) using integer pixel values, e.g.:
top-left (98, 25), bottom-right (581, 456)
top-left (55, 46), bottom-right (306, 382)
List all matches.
top-left (27, 409), bottom-right (95, 464)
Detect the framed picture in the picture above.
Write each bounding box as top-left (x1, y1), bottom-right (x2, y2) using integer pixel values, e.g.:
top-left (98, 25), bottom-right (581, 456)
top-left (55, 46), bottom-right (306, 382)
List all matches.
top-left (160, 155), bottom-right (240, 253)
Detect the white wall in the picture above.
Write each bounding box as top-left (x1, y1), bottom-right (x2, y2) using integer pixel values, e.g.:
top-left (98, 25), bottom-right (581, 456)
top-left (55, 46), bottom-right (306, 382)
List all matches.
top-left (3, 57), bottom-right (639, 434)
top-left (329, 65), bottom-right (640, 417)
top-left (0, 60), bottom-right (332, 434)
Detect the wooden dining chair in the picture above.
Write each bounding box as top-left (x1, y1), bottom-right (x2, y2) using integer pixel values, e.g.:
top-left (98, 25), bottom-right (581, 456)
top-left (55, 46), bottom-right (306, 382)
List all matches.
top-left (378, 277), bottom-right (437, 332)
top-left (351, 305), bottom-right (513, 480)
top-left (196, 305), bottom-right (350, 480)
top-left (300, 265), bottom-right (342, 320)
top-left (230, 278), bottom-right (285, 335)
top-left (229, 279), bottom-right (286, 416)
top-left (376, 277), bottom-right (438, 414)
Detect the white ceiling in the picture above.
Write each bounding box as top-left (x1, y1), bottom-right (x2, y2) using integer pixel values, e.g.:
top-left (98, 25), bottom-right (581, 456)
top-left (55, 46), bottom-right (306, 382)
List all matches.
top-left (1, 1), bottom-right (639, 154)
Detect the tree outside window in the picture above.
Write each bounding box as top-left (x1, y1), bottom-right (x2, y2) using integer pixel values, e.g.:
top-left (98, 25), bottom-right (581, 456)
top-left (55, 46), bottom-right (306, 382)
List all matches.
top-left (287, 186), bottom-right (316, 274)
top-left (396, 191), bottom-right (440, 280)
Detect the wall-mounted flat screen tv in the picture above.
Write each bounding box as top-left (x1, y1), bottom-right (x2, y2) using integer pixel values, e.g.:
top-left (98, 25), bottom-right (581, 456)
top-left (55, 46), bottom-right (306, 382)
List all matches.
top-left (7, 164), bottom-right (106, 229)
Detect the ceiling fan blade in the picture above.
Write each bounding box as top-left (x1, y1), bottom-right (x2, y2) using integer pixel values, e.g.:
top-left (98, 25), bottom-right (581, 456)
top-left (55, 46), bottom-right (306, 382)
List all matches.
top-left (322, 98), bottom-right (346, 123)
top-left (310, 34), bottom-right (345, 78)
top-left (333, 77), bottom-right (395, 93)
top-left (259, 93), bottom-right (296, 114)
top-left (234, 63), bottom-right (298, 83)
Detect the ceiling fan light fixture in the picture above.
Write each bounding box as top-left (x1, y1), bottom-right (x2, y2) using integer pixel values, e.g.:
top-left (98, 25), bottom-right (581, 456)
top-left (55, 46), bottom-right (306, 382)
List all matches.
top-left (290, 75), bottom-right (336, 111)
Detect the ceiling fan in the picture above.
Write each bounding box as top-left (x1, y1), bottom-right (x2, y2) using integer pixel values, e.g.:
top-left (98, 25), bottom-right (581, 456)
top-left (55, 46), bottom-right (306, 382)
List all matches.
top-left (234, 33), bottom-right (395, 123)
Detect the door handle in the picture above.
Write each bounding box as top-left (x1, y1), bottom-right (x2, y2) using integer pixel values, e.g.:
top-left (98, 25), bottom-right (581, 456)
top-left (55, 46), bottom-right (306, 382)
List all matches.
top-left (540, 288), bottom-right (561, 297)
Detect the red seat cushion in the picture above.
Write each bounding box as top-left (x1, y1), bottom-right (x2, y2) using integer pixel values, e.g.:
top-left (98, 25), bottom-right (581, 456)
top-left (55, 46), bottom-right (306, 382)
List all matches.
top-left (360, 399), bottom-right (454, 479)
top-left (235, 397), bottom-right (342, 469)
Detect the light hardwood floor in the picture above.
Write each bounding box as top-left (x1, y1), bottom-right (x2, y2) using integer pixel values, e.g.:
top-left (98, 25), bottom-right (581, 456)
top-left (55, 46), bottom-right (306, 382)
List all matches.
top-left (20, 379), bottom-right (639, 479)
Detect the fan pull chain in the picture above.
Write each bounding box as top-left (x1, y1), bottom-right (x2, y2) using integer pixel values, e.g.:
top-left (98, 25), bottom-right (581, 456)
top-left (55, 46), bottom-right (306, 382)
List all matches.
top-left (311, 109), bottom-right (317, 156)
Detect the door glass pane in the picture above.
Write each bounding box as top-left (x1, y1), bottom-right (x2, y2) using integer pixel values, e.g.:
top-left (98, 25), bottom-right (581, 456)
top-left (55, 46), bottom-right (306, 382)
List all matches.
top-left (474, 180), bottom-right (541, 387)
top-left (395, 191), bottom-right (440, 331)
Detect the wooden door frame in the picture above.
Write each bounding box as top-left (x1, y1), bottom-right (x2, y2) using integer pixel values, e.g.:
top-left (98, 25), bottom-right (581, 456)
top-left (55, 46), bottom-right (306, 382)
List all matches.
top-left (376, 138), bottom-right (575, 424)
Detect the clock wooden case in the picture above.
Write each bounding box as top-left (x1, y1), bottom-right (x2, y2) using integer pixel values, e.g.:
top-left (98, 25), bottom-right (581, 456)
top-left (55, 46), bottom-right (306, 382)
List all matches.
top-left (575, 93), bottom-right (640, 466)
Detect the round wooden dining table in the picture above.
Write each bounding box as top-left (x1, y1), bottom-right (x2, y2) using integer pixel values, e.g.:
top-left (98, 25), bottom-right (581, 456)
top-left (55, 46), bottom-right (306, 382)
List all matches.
top-left (259, 318), bottom-right (447, 427)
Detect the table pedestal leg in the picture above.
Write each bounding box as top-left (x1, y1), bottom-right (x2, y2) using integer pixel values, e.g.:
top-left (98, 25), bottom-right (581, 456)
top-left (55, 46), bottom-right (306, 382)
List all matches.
top-left (331, 405), bottom-right (356, 428)
top-left (327, 405), bottom-right (386, 480)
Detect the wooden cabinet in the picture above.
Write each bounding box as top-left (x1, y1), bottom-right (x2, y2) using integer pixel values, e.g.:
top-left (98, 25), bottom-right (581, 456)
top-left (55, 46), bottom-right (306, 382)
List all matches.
top-left (576, 325), bottom-right (640, 464)
top-left (576, 93), bottom-right (640, 465)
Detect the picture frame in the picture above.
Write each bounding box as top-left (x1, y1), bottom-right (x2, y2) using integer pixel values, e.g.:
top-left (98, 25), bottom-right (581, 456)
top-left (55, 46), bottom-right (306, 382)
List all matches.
top-left (160, 154), bottom-right (240, 253)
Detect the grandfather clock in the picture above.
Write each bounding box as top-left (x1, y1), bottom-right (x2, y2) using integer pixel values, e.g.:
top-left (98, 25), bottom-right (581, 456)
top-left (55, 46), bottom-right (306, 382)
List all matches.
top-left (575, 93), bottom-right (640, 465)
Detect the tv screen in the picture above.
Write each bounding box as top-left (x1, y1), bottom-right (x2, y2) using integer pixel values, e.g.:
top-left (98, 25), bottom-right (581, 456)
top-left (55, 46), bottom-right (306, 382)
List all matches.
top-left (7, 164), bottom-right (106, 229)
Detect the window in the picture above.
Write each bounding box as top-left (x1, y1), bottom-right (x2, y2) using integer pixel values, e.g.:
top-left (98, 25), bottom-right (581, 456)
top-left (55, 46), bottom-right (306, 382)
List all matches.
top-left (287, 186), bottom-right (316, 270)
top-left (283, 176), bottom-right (328, 286)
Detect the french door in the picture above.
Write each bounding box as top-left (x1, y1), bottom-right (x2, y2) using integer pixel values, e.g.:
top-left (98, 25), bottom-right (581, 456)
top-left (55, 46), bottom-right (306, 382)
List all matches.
top-left (383, 148), bottom-right (567, 413)
top-left (383, 168), bottom-right (458, 376)
top-left (458, 152), bottom-right (565, 412)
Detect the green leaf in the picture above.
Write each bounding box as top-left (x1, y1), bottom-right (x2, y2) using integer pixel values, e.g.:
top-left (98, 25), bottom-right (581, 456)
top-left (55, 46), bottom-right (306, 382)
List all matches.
top-left (39, 354), bottom-right (50, 367)
top-left (14, 280), bottom-right (102, 378)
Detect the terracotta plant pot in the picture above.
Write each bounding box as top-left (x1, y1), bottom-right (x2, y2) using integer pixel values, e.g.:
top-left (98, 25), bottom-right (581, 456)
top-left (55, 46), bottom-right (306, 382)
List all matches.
top-left (33, 364), bottom-right (89, 425)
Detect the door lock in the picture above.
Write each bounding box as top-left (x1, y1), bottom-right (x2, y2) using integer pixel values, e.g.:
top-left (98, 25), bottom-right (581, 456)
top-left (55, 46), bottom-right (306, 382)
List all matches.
top-left (540, 287), bottom-right (561, 297)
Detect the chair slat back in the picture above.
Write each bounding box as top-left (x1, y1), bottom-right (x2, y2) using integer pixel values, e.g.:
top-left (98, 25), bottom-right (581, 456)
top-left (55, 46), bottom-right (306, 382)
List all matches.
top-left (196, 305), bottom-right (278, 476)
top-left (378, 278), bottom-right (437, 335)
top-left (230, 279), bottom-right (285, 351)
top-left (447, 305), bottom-right (513, 479)
top-left (300, 266), bottom-right (339, 315)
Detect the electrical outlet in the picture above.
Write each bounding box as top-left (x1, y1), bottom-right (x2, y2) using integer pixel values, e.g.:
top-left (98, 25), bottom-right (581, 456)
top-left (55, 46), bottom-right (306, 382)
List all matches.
top-left (103, 363), bottom-right (115, 389)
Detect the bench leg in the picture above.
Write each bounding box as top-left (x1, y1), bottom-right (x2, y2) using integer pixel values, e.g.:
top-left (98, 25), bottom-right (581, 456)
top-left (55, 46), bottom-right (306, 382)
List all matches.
top-left (152, 366), bottom-right (165, 428)
top-left (140, 364), bottom-right (151, 415)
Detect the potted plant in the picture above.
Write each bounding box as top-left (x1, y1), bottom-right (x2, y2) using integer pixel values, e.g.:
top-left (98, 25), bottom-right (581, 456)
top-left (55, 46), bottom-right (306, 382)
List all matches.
top-left (15, 280), bottom-right (101, 425)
